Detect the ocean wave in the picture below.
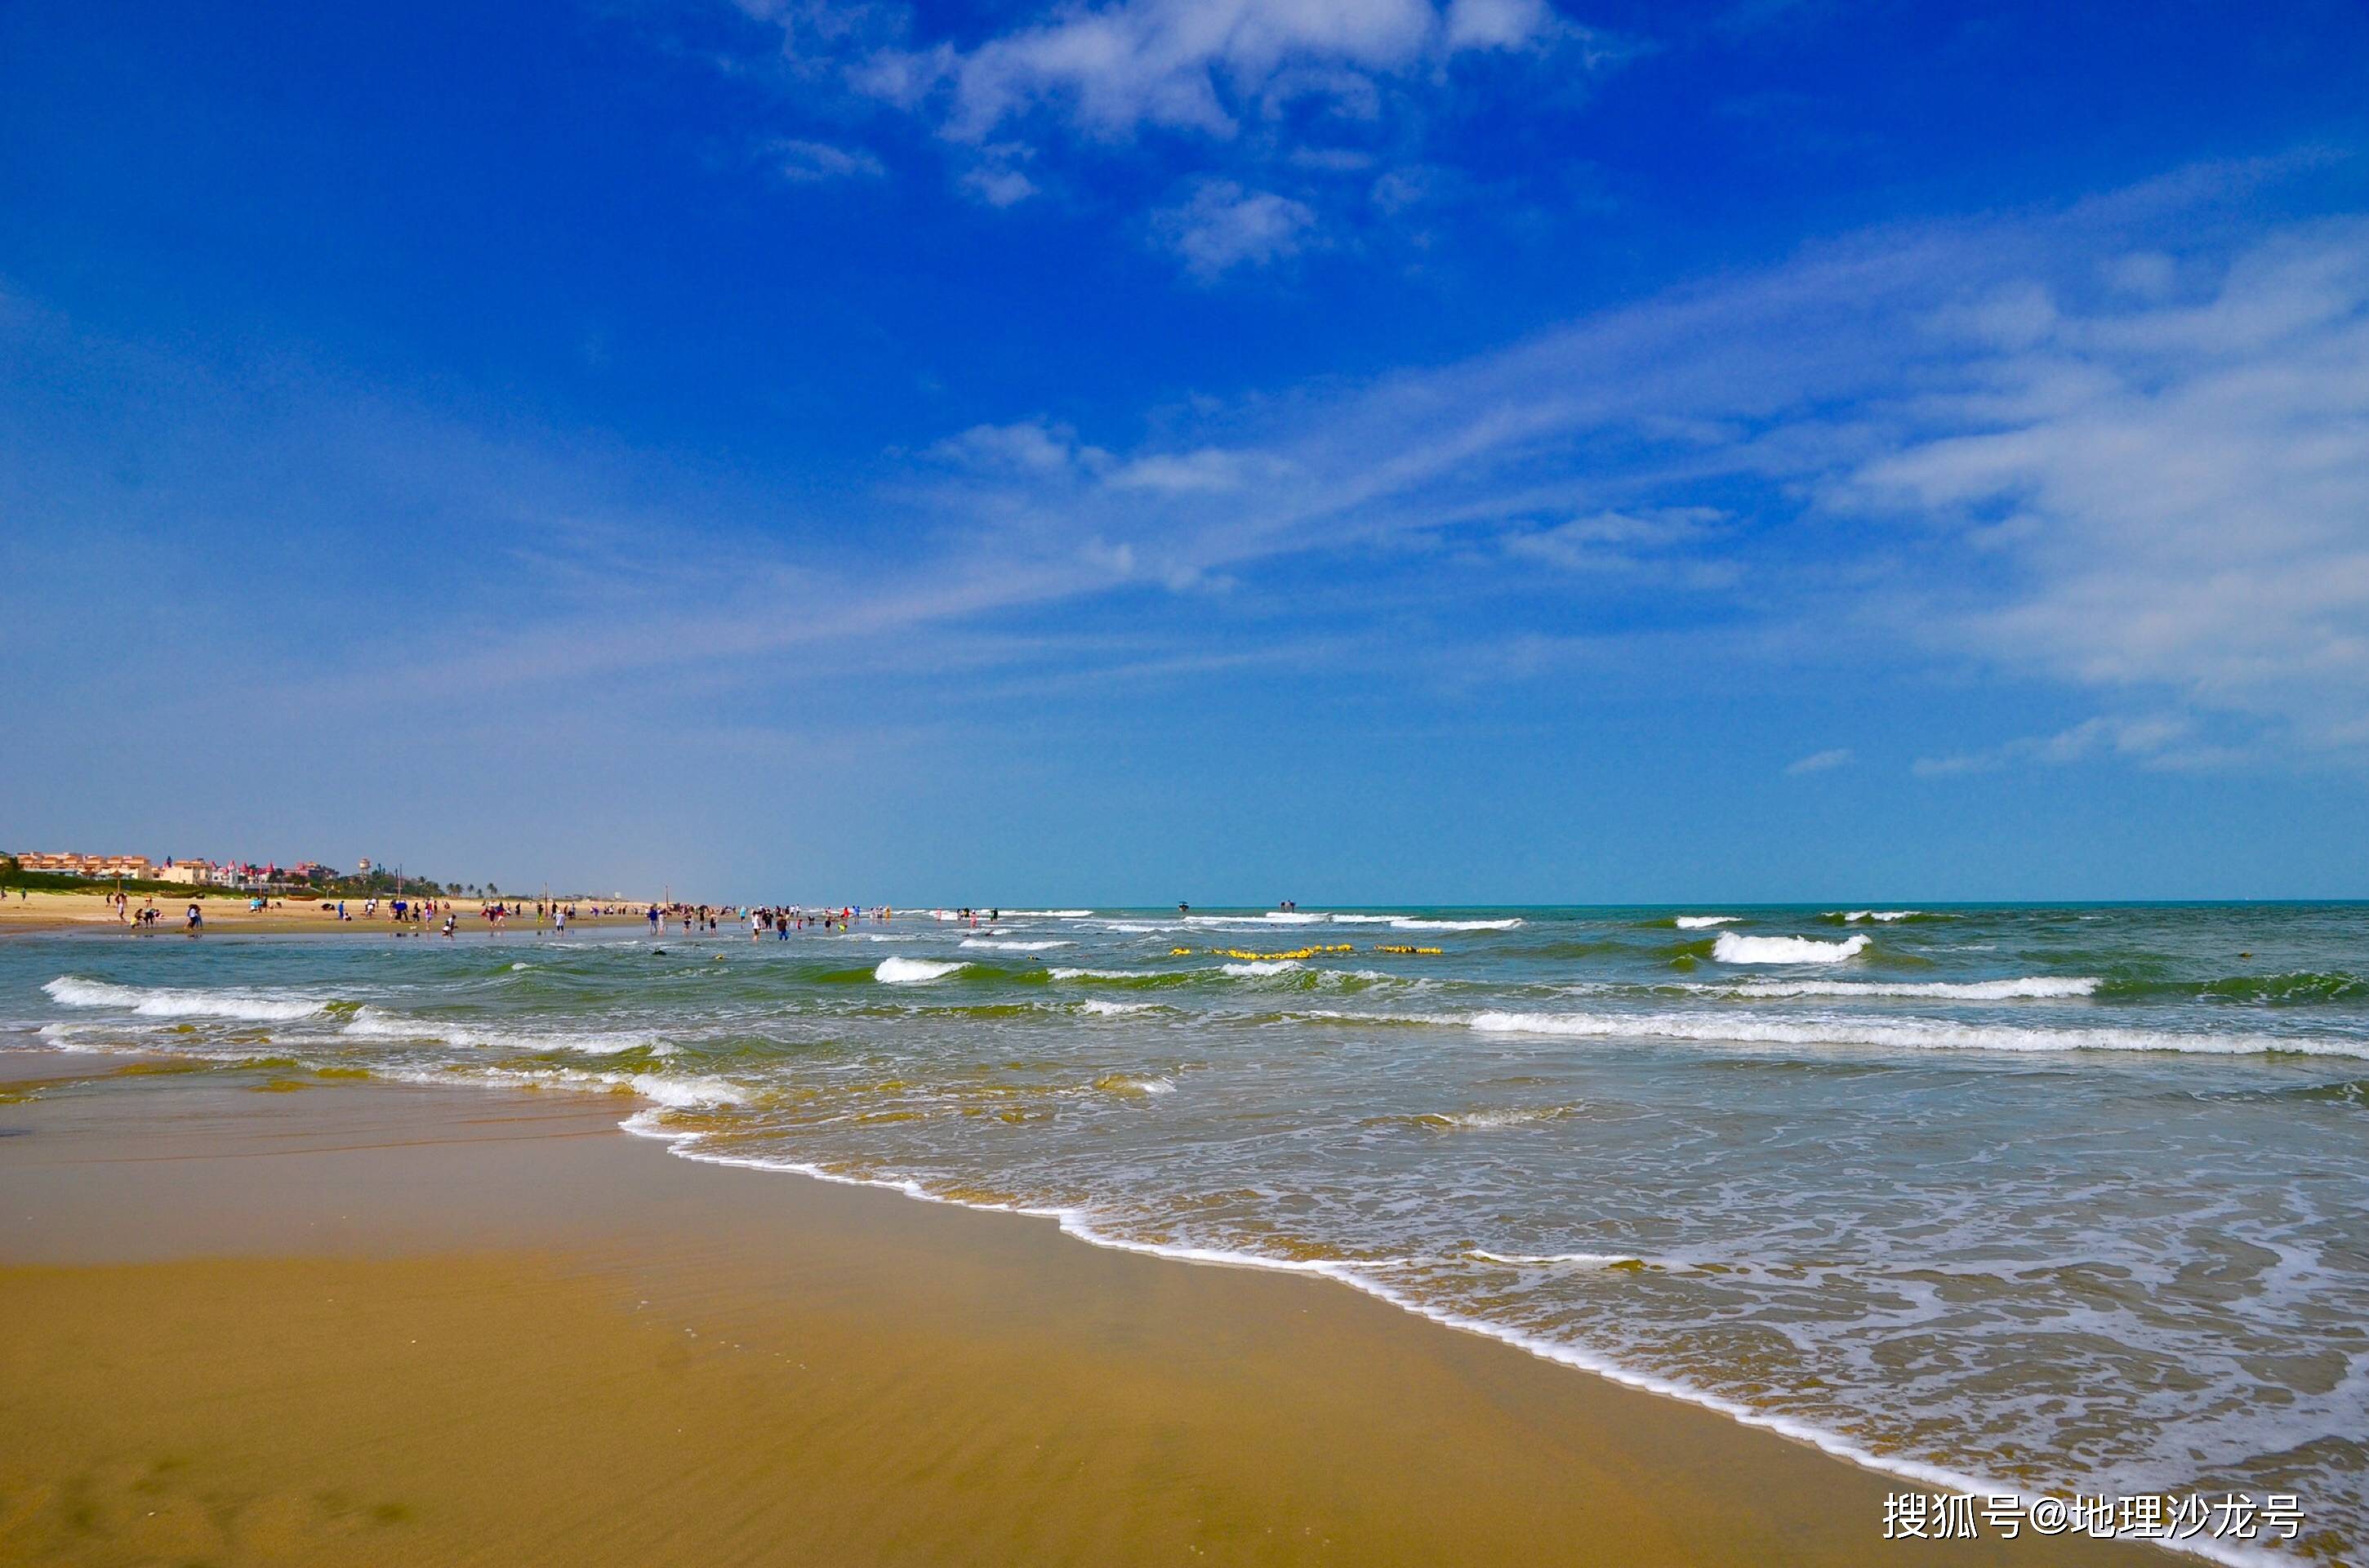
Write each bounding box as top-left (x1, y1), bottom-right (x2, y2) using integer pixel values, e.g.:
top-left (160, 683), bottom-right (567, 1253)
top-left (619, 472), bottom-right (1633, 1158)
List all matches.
top-left (875, 958), bottom-right (969, 983)
top-left (1734, 977), bottom-right (2099, 1000)
top-left (1374, 1105), bottom-right (1578, 1131)
top-left (1710, 933), bottom-right (1869, 965)
top-left (1079, 998), bottom-right (1160, 1017)
top-left (340, 1007), bottom-right (667, 1056)
top-left (1470, 1249), bottom-right (1649, 1267)
top-left (397, 1063), bottom-right (741, 1108)
top-left (2108, 970), bottom-right (2369, 1007)
top-left (1467, 1009), bottom-right (2369, 1058)
top-left (1000, 909), bottom-right (1095, 919)
top-left (623, 1071), bottom-right (743, 1108)
top-left (958, 938), bottom-right (1071, 951)
top-left (1389, 917), bottom-right (1525, 932)
top-left (1820, 910), bottom-right (1955, 924)
top-left (44, 975), bottom-right (332, 1022)
top-left (1222, 959), bottom-right (1304, 976)
top-left (1673, 915), bottom-right (1741, 929)
top-left (1090, 1072), bottom-right (1175, 1096)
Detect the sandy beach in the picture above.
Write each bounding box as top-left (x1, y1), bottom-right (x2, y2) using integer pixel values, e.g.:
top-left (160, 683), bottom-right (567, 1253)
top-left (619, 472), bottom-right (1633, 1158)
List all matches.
top-left (0, 1048), bottom-right (2152, 1567)
top-left (0, 888), bottom-right (660, 934)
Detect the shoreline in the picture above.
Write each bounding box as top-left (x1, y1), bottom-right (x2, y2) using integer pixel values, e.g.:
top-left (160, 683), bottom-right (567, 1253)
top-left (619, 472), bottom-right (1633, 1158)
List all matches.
top-left (0, 1053), bottom-right (2151, 1566)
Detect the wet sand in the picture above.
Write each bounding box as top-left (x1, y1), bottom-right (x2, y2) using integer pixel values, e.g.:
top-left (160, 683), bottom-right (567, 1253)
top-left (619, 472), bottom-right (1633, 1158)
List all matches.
top-left (0, 1060), bottom-right (2148, 1566)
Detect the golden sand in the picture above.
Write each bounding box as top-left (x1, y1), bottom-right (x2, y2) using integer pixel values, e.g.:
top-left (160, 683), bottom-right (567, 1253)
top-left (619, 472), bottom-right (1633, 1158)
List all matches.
top-left (0, 1068), bottom-right (2145, 1566)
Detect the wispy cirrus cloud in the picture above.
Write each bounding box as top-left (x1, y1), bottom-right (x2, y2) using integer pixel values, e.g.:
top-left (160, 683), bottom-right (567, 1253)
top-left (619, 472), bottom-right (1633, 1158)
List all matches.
top-left (768, 136), bottom-right (887, 181)
top-left (1913, 717), bottom-right (2206, 777)
top-left (855, 158), bottom-right (2369, 764)
top-left (11, 158), bottom-right (2367, 782)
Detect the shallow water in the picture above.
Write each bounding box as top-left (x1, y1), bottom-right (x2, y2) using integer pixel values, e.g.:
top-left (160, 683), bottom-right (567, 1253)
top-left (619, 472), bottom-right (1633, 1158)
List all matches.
top-left (10, 904), bottom-right (2367, 1561)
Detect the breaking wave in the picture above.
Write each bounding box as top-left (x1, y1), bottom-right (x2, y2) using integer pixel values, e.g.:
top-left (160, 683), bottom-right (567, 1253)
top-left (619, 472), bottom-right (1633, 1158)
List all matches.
top-left (875, 958), bottom-right (970, 983)
top-left (1467, 1009), bottom-right (2369, 1058)
top-left (1733, 976), bottom-right (2099, 1001)
top-left (1710, 933), bottom-right (1870, 964)
top-left (44, 975), bottom-right (332, 1022)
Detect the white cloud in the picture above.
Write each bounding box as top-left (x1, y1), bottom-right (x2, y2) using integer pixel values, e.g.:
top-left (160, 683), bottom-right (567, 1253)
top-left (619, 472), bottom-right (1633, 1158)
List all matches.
top-left (1501, 506), bottom-right (1725, 572)
top-left (926, 420), bottom-right (1109, 475)
top-left (1913, 717), bottom-right (2198, 777)
top-left (962, 163), bottom-right (1039, 206)
top-left (1151, 179), bottom-right (1316, 275)
top-left (1444, 0), bottom-right (1556, 49)
top-left (912, 0), bottom-right (1483, 142)
top-left (770, 136), bottom-right (886, 181)
top-left (1107, 447), bottom-right (1262, 492)
top-left (1785, 748), bottom-right (1853, 775)
top-left (728, 0), bottom-right (1611, 265)
top-left (1850, 223), bottom-right (2369, 747)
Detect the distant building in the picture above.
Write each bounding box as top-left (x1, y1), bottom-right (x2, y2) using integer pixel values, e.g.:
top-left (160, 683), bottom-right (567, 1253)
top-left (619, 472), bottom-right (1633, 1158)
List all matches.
top-left (13, 851), bottom-right (157, 880)
top-left (158, 859), bottom-right (217, 885)
top-left (358, 856), bottom-right (373, 875)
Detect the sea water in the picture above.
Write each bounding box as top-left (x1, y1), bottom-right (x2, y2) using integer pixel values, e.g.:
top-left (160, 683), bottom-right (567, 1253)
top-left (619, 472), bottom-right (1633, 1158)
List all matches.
top-left (9, 905), bottom-right (2367, 1561)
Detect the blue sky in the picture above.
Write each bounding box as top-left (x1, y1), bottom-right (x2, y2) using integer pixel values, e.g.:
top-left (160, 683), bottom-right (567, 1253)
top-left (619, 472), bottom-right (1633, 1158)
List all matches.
top-left (4, 0), bottom-right (2368, 903)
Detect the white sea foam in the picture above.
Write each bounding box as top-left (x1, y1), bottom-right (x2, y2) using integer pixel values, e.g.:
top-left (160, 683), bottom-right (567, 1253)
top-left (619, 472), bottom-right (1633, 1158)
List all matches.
top-left (609, 1129), bottom-right (2272, 1568)
top-left (1080, 999), bottom-right (1158, 1017)
top-left (1002, 909), bottom-right (1095, 918)
top-left (1472, 1249), bottom-right (1647, 1267)
top-left (394, 1062), bottom-right (740, 1107)
top-left (1049, 967), bottom-right (1156, 981)
top-left (1425, 1105), bottom-right (1575, 1129)
top-left (1673, 915), bottom-right (1741, 929)
top-left (875, 957), bottom-right (969, 983)
top-left (1093, 1073), bottom-right (1176, 1096)
top-left (621, 1072), bottom-right (741, 1108)
top-left (1222, 959), bottom-right (1303, 976)
top-left (1838, 910), bottom-right (1920, 922)
top-left (1734, 977), bottom-right (2100, 1001)
top-left (44, 975), bottom-right (331, 1022)
top-left (1390, 917), bottom-right (1524, 931)
top-left (340, 1007), bottom-right (668, 1055)
top-left (1467, 1009), bottom-right (2369, 1059)
top-left (959, 938), bottom-right (1070, 951)
top-left (1710, 933), bottom-right (1870, 964)
top-left (1260, 911), bottom-right (1329, 923)
top-left (1329, 914), bottom-right (1405, 924)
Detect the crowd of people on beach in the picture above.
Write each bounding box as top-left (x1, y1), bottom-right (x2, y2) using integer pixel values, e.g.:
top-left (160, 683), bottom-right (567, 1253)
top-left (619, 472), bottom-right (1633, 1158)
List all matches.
top-left (87, 886), bottom-right (911, 939)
